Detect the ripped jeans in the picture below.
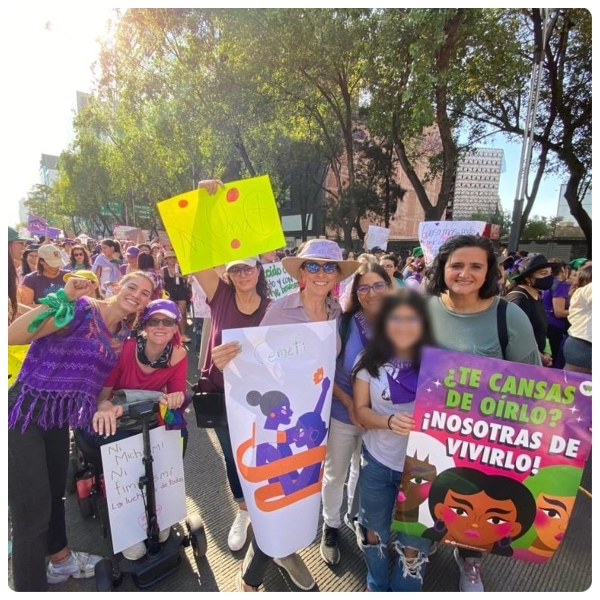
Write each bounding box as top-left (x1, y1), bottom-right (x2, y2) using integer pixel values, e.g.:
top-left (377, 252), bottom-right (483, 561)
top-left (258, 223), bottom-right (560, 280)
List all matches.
top-left (357, 447), bottom-right (431, 592)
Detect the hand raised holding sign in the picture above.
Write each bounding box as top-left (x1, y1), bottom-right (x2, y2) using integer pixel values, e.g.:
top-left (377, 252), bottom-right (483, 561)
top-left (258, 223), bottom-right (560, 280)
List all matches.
top-left (198, 179), bottom-right (225, 195)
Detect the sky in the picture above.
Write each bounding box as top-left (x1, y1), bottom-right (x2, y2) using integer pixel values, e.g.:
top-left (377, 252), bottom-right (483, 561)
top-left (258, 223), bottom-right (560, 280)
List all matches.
top-left (3, 7), bottom-right (565, 229)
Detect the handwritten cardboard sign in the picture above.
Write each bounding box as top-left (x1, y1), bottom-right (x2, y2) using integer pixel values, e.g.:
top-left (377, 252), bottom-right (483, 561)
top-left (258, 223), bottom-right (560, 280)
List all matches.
top-left (263, 262), bottom-right (299, 299)
top-left (101, 426), bottom-right (186, 554)
top-left (418, 221), bottom-right (487, 266)
top-left (366, 225), bottom-right (391, 251)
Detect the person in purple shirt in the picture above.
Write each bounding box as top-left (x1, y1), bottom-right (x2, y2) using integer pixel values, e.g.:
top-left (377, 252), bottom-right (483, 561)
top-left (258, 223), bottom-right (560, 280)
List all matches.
top-left (542, 259), bottom-right (571, 368)
top-left (321, 262), bottom-right (393, 566)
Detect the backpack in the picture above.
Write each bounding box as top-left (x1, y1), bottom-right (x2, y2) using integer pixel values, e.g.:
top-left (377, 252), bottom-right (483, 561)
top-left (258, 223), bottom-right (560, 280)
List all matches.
top-left (497, 298), bottom-right (509, 360)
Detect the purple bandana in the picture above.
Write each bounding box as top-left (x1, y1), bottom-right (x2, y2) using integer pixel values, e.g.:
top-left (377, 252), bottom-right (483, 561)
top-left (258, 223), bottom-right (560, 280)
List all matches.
top-left (353, 310), bottom-right (372, 348)
top-left (384, 357), bottom-right (419, 405)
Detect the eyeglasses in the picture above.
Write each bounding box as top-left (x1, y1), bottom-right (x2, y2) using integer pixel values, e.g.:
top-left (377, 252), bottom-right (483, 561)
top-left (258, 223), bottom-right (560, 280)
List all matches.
top-left (357, 281), bottom-right (389, 296)
top-left (146, 317), bottom-right (177, 327)
top-left (301, 261), bottom-right (339, 275)
top-left (227, 266), bottom-right (256, 277)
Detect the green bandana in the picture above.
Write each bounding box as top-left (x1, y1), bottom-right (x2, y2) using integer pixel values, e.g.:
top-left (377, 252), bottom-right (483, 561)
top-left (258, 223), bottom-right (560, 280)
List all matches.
top-left (27, 288), bottom-right (76, 333)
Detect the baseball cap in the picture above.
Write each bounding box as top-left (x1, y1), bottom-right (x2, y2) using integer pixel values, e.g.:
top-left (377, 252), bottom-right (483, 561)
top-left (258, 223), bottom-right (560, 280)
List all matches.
top-left (8, 227), bottom-right (31, 243)
top-left (164, 250), bottom-right (177, 259)
top-left (570, 257), bottom-right (588, 269)
top-left (38, 245), bottom-right (64, 268)
top-left (126, 246), bottom-right (140, 258)
top-left (63, 270), bottom-right (99, 286)
top-left (369, 246), bottom-right (384, 254)
top-left (226, 257), bottom-right (259, 271)
top-left (141, 299), bottom-right (182, 323)
top-left (412, 246), bottom-right (424, 258)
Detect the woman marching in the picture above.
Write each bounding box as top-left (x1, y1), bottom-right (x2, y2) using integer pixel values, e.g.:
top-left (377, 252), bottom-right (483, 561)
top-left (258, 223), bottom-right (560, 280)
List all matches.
top-left (320, 263), bottom-right (393, 566)
top-left (8, 271), bottom-right (154, 591)
top-left (353, 290), bottom-right (434, 592)
top-left (212, 238), bottom-right (360, 591)
top-left (427, 235), bottom-right (540, 592)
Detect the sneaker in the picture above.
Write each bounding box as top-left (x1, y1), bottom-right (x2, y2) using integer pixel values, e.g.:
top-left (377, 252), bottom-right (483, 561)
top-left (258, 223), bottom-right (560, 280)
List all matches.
top-left (320, 526), bottom-right (340, 565)
top-left (343, 512), bottom-right (356, 533)
top-left (235, 571), bottom-right (259, 592)
top-left (274, 553), bottom-right (315, 590)
top-left (47, 551), bottom-right (103, 584)
top-left (122, 541), bottom-right (147, 561)
top-left (453, 549), bottom-right (484, 592)
top-left (397, 549), bottom-right (429, 592)
top-left (228, 509), bottom-right (251, 552)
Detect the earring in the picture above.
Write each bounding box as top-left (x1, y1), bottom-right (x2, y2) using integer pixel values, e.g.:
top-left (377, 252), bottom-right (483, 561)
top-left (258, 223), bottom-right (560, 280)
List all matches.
top-left (433, 519), bottom-right (446, 533)
top-left (498, 536), bottom-right (512, 548)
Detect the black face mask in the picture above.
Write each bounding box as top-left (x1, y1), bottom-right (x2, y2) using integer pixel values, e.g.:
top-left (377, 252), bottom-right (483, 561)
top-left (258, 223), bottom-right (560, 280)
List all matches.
top-left (533, 274), bottom-right (553, 291)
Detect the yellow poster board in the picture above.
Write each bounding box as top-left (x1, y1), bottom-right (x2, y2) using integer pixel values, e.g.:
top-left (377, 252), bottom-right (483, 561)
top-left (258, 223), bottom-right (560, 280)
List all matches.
top-left (157, 175), bottom-right (285, 274)
top-left (8, 345), bottom-right (29, 387)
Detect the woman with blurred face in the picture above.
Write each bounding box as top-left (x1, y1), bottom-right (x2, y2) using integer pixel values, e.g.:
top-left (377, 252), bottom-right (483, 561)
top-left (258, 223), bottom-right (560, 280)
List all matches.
top-left (320, 263), bottom-right (392, 567)
top-left (8, 271), bottom-right (154, 591)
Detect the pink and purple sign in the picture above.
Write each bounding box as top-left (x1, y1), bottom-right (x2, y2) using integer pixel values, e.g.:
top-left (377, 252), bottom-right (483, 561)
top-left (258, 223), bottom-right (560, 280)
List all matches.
top-left (393, 347), bottom-right (592, 563)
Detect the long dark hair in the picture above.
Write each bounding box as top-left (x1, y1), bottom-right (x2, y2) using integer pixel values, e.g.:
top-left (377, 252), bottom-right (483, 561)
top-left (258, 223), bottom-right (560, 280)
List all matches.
top-left (427, 235), bottom-right (499, 299)
top-left (423, 467), bottom-right (536, 557)
top-left (569, 264), bottom-right (592, 296)
top-left (226, 261), bottom-right (271, 299)
top-left (70, 244), bottom-right (91, 269)
top-left (352, 289), bottom-right (432, 380)
top-left (340, 263), bottom-right (392, 357)
top-left (138, 252), bottom-right (155, 270)
top-left (20, 248), bottom-right (36, 277)
top-left (8, 245), bottom-right (18, 320)
top-left (381, 253), bottom-right (403, 279)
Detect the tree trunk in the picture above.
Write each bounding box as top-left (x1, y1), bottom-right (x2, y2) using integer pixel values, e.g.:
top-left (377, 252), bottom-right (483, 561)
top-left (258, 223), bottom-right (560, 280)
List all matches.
top-left (233, 127), bottom-right (256, 177)
top-left (563, 171), bottom-right (592, 257)
top-left (342, 221), bottom-right (354, 250)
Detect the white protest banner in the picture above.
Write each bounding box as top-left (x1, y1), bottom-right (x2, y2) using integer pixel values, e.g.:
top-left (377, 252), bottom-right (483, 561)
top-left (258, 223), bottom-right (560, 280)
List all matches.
top-left (263, 262), bottom-right (299, 299)
top-left (101, 426), bottom-right (186, 554)
top-left (418, 221), bottom-right (487, 266)
top-left (366, 225), bottom-right (391, 251)
top-left (223, 321), bottom-right (336, 558)
top-left (191, 277), bottom-right (211, 319)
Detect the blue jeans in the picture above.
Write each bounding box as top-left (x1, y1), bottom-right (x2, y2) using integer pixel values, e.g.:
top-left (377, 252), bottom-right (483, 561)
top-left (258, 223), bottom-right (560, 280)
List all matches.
top-left (357, 447), bottom-right (431, 592)
top-left (214, 425), bottom-right (244, 502)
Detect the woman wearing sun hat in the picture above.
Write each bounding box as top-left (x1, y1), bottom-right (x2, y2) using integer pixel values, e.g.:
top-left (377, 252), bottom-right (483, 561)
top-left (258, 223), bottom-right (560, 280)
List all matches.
top-left (506, 254), bottom-right (554, 366)
top-left (213, 238), bottom-right (360, 592)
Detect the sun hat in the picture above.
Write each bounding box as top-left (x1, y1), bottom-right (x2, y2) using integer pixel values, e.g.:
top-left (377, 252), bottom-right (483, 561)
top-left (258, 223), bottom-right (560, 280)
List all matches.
top-left (511, 254), bottom-right (552, 282)
top-left (63, 270), bottom-right (99, 286)
top-left (570, 257), bottom-right (588, 270)
top-left (141, 299), bottom-right (182, 323)
top-left (163, 250), bottom-right (177, 259)
top-left (8, 227), bottom-right (31, 243)
top-left (37, 244), bottom-right (64, 268)
top-left (282, 239), bottom-right (360, 281)
top-left (226, 257), bottom-right (259, 271)
top-left (126, 246), bottom-right (140, 258)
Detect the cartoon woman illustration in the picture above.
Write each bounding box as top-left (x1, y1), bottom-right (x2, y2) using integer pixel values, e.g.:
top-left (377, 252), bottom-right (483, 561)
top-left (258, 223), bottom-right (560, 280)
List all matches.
top-left (512, 465), bottom-right (580, 563)
top-left (423, 467), bottom-right (536, 556)
top-left (393, 452), bottom-right (437, 536)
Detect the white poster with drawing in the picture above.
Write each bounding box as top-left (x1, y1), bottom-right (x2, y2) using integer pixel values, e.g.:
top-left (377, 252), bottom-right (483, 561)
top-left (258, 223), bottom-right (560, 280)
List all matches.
top-left (263, 262), bottom-right (299, 299)
top-left (366, 225), bottom-right (391, 251)
top-left (191, 277), bottom-right (211, 319)
top-left (223, 321), bottom-right (336, 558)
top-left (101, 426), bottom-right (186, 554)
top-left (418, 221), bottom-right (487, 266)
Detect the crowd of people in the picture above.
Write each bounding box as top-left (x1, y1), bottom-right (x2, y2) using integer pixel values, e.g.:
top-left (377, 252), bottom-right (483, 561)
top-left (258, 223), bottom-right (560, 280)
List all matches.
top-left (7, 183), bottom-right (592, 593)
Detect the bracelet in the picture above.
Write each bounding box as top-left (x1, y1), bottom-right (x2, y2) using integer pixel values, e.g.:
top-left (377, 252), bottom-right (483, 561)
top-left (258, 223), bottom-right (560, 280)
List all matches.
top-left (27, 289), bottom-right (76, 333)
top-left (388, 414), bottom-right (394, 430)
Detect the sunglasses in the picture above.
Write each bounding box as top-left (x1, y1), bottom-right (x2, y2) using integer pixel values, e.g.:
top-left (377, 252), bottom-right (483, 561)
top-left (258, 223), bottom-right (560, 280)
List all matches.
top-left (357, 282), bottom-right (389, 296)
top-left (301, 261), bottom-right (339, 275)
top-left (227, 266), bottom-right (256, 277)
top-left (146, 317), bottom-right (177, 327)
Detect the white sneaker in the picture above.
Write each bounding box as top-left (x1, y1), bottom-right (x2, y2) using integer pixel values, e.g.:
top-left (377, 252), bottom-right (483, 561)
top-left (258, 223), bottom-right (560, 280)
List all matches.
top-left (122, 541), bottom-right (147, 561)
top-left (228, 510), bottom-right (251, 551)
top-left (47, 551), bottom-right (103, 584)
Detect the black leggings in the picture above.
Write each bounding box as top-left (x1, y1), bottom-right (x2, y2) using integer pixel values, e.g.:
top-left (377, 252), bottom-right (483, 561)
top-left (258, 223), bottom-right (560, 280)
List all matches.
top-left (8, 388), bottom-right (70, 591)
top-left (242, 537), bottom-right (272, 588)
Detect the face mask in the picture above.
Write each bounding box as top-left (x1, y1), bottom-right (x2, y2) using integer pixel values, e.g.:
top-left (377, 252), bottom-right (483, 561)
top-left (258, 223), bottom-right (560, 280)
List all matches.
top-left (533, 274), bottom-right (553, 291)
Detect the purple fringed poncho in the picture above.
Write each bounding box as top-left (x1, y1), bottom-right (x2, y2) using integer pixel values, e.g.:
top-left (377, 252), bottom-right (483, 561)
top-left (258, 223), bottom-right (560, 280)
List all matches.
top-left (9, 297), bottom-right (130, 433)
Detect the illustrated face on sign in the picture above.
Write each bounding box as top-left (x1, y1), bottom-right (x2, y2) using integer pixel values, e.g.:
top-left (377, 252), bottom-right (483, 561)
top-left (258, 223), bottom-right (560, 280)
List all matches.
top-left (532, 493), bottom-right (575, 551)
top-left (434, 489), bottom-right (521, 551)
top-left (397, 454), bottom-right (437, 514)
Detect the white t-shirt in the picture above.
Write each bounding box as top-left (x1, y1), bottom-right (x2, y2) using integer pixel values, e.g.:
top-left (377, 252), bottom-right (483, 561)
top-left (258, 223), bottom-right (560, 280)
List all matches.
top-left (568, 283), bottom-right (592, 343)
top-left (355, 363), bottom-right (416, 472)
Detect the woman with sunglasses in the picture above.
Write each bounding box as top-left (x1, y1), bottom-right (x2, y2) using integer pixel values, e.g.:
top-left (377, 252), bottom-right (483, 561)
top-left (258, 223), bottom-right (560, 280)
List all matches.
top-left (191, 178), bottom-right (272, 556)
top-left (214, 238), bottom-right (360, 592)
top-left (320, 263), bottom-right (393, 567)
top-left (90, 299), bottom-right (188, 560)
top-left (8, 271), bottom-right (154, 591)
top-left (69, 244), bottom-right (92, 272)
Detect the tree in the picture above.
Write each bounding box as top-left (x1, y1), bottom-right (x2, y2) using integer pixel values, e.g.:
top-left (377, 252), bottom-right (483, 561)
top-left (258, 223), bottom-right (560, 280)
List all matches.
top-left (520, 215), bottom-right (563, 239)
top-left (461, 9), bottom-right (592, 255)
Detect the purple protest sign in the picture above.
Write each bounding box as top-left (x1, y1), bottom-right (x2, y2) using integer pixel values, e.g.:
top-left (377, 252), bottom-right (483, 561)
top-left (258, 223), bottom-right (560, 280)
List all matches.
top-left (393, 347), bottom-right (592, 563)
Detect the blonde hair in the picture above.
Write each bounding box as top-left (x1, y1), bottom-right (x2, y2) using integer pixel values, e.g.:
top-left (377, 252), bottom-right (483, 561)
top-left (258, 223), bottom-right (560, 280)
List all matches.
top-left (118, 270), bottom-right (156, 292)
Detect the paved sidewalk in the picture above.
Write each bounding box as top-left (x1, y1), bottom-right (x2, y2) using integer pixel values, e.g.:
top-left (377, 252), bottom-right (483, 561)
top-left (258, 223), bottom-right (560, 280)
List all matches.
top-left (9, 350), bottom-right (592, 592)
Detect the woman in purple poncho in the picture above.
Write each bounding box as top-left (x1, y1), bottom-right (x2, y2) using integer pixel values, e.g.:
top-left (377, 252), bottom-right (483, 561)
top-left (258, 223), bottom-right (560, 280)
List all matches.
top-left (7, 271), bottom-right (155, 592)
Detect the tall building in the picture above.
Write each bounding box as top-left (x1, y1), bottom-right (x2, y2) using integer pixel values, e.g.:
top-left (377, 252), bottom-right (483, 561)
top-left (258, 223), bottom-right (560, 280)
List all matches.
top-left (450, 148), bottom-right (505, 220)
top-left (553, 184), bottom-right (592, 238)
top-left (40, 154), bottom-right (59, 187)
top-left (18, 198), bottom-right (29, 223)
